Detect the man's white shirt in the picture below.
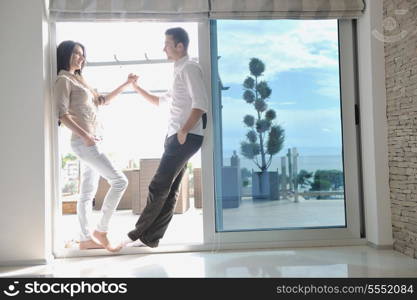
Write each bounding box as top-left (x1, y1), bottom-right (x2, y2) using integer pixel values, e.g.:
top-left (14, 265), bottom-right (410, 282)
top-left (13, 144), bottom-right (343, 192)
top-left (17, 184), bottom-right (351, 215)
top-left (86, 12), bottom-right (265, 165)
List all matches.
top-left (159, 55), bottom-right (209, 138)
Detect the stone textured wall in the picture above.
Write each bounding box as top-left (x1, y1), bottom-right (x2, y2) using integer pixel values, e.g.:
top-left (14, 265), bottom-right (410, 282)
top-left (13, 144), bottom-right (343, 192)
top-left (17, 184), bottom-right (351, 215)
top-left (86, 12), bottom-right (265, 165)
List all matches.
top-left (384, 0), bottom-right (417, 259)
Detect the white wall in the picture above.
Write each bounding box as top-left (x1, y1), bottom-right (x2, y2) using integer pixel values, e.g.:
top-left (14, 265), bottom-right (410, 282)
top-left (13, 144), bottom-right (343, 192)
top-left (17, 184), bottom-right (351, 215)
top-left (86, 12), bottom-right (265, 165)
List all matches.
top-left (0, 0), bottom-right (52, 264)
top-left (357, 0), bottom-right (393, 246)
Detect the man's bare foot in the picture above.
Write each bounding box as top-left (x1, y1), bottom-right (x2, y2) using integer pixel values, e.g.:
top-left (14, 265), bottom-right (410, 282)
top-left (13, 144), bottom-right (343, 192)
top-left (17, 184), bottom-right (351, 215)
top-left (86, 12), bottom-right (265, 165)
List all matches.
top-left (93, 230), bottom-right (122, 253)
top-left (79, 239), bottom-right (105, 250)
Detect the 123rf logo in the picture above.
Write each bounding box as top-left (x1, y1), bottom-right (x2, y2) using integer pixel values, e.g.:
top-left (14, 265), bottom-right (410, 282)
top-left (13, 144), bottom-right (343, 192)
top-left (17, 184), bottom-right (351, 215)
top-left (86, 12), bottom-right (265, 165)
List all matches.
top-left (3, 281), bottom-right (127, 297)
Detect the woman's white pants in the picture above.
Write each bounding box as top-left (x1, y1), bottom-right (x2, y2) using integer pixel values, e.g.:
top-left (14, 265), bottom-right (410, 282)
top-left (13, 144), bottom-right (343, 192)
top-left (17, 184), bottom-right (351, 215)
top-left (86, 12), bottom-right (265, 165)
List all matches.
top-left (71, 138), bottom-right (128, 241)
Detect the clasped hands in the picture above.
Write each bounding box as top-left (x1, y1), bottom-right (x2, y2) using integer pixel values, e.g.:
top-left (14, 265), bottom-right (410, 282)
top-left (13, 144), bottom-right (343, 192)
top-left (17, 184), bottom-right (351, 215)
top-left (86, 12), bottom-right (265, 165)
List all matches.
top-left (127, 73), bottom-right (139, 85)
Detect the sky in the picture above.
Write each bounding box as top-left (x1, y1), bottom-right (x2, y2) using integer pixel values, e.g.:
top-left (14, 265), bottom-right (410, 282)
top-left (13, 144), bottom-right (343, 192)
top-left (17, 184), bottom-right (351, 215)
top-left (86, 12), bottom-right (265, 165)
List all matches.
top-left (56, 19), bottom-right (343, 171)
top-left (216, 19), bottom-right (343, 162)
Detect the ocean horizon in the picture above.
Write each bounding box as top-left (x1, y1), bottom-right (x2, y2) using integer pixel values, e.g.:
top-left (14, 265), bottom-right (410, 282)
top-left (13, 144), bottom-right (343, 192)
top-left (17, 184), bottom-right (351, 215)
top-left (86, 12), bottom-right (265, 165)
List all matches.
top-left (223, 154), bottom-right (343, 174)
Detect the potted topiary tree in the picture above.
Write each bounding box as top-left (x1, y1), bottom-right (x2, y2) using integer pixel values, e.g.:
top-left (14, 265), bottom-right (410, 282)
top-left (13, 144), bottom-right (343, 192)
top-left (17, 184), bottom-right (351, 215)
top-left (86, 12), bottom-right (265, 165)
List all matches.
top-left (240, 58), bottom-right (285, 200)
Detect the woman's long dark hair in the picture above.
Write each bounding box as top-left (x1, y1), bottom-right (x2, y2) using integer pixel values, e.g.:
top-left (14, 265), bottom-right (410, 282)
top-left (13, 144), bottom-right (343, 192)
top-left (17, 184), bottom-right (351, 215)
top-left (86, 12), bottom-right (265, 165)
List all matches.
top-left (56, 40), bottom-right (86, 75)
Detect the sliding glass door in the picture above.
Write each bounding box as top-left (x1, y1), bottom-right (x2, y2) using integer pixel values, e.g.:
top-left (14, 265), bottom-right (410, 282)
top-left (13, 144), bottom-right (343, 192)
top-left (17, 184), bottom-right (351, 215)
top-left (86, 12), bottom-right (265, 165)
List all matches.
top-left (201, 19), bottom-right (362, 246)
top-left (52, 19), bottom-right (363, 255)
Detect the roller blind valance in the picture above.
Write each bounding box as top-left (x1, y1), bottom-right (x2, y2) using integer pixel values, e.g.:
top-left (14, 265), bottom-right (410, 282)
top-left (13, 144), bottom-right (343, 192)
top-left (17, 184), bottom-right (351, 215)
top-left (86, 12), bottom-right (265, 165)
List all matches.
top-left (49, 0), bottom-right (365, 20)
top-left (210, 0), bottom-right (365, 19)
top-left (49, 0), bottom-right (210, 20)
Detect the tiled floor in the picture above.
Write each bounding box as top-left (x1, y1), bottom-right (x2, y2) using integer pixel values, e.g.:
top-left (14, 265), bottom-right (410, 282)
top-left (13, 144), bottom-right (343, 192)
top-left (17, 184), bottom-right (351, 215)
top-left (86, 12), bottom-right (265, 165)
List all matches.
top-left (1, 246), bottom-right (417, 278)
top-left (3, 198), bottom-right (415, 278)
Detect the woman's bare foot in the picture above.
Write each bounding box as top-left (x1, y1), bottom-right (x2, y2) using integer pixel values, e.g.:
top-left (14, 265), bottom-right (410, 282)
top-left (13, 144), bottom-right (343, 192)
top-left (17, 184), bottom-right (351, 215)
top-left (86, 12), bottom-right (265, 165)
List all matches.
top-left (79, 239), bottom-right (104, 250)
top-left (93, 230), bottom-right (122, 253)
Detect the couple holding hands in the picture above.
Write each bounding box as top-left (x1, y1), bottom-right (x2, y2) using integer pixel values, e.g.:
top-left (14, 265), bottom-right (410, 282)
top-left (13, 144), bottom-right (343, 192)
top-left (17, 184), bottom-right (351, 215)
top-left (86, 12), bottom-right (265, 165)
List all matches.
top-left (54, 27), bottom-right (208, 252)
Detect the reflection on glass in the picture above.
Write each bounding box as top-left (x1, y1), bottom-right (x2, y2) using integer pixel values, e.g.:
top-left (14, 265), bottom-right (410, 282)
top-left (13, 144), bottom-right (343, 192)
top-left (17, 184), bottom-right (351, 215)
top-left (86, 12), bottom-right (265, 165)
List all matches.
top-left (59, 128), bottom-right (80, 198)
top-left (214, 20), bottom-right (346, 232)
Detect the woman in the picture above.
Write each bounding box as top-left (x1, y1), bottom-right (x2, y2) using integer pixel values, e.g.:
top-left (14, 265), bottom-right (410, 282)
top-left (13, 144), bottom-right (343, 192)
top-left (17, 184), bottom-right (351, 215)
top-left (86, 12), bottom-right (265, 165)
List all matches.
top-left (54, 40), bottom-right (136, 252)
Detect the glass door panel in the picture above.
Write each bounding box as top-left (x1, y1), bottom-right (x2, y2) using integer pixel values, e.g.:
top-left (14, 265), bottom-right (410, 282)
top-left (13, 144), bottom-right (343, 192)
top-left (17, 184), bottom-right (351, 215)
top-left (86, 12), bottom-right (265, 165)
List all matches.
top-left (211, 19), bottom-right (353, 233)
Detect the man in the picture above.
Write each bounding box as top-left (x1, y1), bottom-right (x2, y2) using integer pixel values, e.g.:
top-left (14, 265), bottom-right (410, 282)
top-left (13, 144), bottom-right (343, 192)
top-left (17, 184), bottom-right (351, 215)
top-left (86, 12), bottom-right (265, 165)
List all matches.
top-left (123, 27), bottom-right (208, 248)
